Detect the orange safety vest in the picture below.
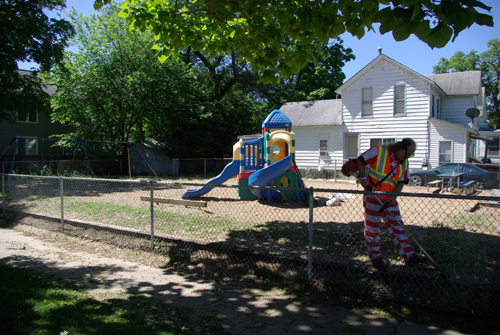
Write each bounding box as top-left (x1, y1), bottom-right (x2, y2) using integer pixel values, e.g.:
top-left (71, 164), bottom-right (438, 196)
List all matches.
top-left (367, 146), bottom-right (407, 197)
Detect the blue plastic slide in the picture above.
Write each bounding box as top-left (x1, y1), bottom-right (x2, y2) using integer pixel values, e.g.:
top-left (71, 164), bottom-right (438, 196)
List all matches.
top-left (248, 154), bottom-right (293, 202)
top-left (182, 160), bottom-right (240, 199)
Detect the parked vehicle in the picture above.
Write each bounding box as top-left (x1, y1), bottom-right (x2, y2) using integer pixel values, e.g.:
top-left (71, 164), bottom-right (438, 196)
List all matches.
top-left (409, 163), bottom-right (499, 190)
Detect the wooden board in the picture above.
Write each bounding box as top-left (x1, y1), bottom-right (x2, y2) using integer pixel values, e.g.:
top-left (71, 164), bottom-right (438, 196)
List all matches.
top-left (478, 202), bottom-right (500, 209)
top-left (469, 201), bottom-right (499, 212)
top-left (140, 196), bottom-right (207, 208)
top-left (427, 180), bottom-right (442, 192)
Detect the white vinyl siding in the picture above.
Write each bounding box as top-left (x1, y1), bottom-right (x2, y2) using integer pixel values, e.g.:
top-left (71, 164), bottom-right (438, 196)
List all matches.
top-left (428, 120), bottom-right (468, 168)
top-left (394, 84), bottom-right (405, 116)
top-left (440, 95), bottom-right (475, 126)
top-left (340, 59), bottom-right (429, 170)
top-left (290, 56), bottom-right (484, 172)
top-left (291, 126), bottom-right (346, 170)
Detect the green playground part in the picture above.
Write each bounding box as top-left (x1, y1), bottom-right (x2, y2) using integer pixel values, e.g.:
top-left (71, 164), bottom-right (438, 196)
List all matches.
top-left (272, 170), bottom-right (300, 202)
top-left (237, 170), bottom-right (309, 204)
top-left (237, 177), bottom-right (259, 200)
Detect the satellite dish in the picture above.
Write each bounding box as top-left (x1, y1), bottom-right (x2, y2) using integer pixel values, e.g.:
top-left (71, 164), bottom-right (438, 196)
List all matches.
top-left (465, 108), bottom-right (480, 119)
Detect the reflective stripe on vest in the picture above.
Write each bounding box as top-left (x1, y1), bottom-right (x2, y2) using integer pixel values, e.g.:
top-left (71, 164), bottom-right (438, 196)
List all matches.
top-left (368, 146), bottom-right (407, 191)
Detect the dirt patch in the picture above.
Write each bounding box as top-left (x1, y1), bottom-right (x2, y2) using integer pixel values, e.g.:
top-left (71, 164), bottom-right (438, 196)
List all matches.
top-left (9, 221), bottom-right (493, 335)
top-left (5, 177), bottom-right (500, 310)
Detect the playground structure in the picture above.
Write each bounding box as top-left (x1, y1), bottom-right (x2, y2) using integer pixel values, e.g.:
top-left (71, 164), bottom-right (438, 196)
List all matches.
top-left (182, 110), bottom-right (306, 202)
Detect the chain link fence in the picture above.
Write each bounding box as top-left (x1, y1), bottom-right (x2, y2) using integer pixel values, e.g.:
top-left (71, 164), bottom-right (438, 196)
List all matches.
top-left (0, 158), bottom-right (234, 178)
top-left (2, 158), bottom-right (498, 188)
top-left (2, 173), bottom-right (500, 317)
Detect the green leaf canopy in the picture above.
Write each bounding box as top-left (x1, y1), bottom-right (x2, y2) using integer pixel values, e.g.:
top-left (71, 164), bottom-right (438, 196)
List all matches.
top-left (94, 0), bottom-right (493, 84)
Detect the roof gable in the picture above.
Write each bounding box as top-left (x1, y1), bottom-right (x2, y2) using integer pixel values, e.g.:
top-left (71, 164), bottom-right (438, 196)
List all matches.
top-left (336, 53), bottom-right (442, 95)
top-left (279, 100), bottom-right (342, 127)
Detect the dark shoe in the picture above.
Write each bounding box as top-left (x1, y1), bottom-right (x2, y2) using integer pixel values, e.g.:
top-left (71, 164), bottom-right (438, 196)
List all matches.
top-left (405, 255), bottom-right (426, 266)
top-left (371, 258), bottom-right (388, 273)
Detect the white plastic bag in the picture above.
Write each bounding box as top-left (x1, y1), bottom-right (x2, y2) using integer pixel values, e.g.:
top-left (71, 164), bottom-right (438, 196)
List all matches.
top-left (326, 198), bottom-right (341, 206)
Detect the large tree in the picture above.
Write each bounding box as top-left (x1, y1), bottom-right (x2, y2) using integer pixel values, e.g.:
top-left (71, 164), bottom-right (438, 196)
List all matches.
top-left (47, 4), bottom-right (358, 158)
top-left (45, 6), bottom-right (204, 157)
top-left (261, 41), bottom-right (355, 109)
top-left (173, 39), bottom-right (355, 152)
top-left (94, 0), bottom-right (493, 83)
top-left (479, 39), bottom-right (500, 129)
top-left (0, 0), bottom-right (74, 122)
top-left (432, 39), bottom-right (500, 129)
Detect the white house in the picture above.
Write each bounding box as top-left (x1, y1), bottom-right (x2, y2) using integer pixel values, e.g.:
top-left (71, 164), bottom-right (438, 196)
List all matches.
top-left (280, 49), bottom-right (492, 173)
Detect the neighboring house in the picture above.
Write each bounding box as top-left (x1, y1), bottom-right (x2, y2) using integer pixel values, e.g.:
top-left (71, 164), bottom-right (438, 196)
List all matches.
top-left (0, 70), bottom-right (70, 159)
top-left (280, 49), bottom-right (492, 172)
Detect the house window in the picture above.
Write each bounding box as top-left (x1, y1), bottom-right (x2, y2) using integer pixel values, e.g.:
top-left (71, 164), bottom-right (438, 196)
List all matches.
top-left (394, 85), bottom-right (405, 116)
top-left (17, 137), bottom-right (38, 155)
top-left (488, 137), bottom-right (499, 157)
top-left (362, 88), bottom-right (372, 117)
top-left (439, 141), bottom-right (452, 163)
top-left (431, 95), bottom-right (435, 117)
top-left (346, 134), bottom-right (358, 158)
top-left (16, 112), bottom-right (38, 124)
top-left (370, 138), bottom-right (395, 147)
top-left (436, 98), bottom-right (440, 118)
top-left (320, 140), bottom-right (328, 156)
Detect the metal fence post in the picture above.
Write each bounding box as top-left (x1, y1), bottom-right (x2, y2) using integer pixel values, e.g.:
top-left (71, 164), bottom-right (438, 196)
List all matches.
top-left (308, 187), bottom-right (314, 283)
top-left (204, 158), bottom-right (207, 177)
top-left (150, 180), bottom-right (154, 249)
top-left (334, 160), bottom-right (337, 181)
top-left (60, 176), bottom-right (64, 230)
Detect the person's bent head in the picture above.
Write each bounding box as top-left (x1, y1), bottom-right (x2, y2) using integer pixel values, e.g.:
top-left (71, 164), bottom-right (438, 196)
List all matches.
top-left (388, 138), bottom-right (416, 162)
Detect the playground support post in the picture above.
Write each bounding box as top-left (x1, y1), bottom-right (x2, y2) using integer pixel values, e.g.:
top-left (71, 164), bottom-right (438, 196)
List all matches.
top-left (78, 140), bottom-right (93, 178)
top-left (308, 187), bottom-right (314, 283)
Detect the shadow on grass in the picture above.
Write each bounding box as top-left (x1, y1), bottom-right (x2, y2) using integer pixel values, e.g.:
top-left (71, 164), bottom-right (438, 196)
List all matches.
top-left (2, 202), bottom-right (500, 335)
top-left (0, 263), bottom-right (190, 335)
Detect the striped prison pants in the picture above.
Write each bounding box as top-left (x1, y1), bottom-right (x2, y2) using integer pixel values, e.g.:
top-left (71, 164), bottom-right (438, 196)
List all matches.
top-left (363, 194), bottom-right (415, 261)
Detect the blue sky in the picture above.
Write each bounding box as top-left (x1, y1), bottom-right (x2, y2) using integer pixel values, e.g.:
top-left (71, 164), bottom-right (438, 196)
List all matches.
top-left (339, 0), bottom-right (500, 78)
top-left (18, 0), bottom-right (499, 80)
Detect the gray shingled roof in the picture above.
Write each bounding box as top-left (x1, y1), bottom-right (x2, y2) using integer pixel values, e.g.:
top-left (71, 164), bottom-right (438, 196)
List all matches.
top-left (279, 100), bottom-right (342, 127)
top-left (19, 69), bottom-right (56, 95)
top-left (425, 71), bottom-right (482, 95)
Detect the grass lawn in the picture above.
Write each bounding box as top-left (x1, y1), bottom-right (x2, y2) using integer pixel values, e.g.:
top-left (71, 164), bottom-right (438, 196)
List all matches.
top-left (0, 263), bottom-right (211, 335)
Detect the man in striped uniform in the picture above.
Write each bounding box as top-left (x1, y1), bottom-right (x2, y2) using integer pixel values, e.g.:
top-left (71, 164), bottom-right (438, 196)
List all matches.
top-left (356, 138), bottom-right (425, 272)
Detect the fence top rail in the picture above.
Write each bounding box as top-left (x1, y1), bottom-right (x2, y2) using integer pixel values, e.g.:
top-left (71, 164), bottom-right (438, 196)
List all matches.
top-left (4, 173), bottom-right (500, 201)
top-left (2, 174), bottom-right (150, 184)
